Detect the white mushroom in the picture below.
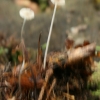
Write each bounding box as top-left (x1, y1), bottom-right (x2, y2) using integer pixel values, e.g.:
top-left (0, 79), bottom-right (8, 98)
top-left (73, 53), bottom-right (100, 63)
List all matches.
top-left (19, 8), bottom-right (34, 20)
top-left (19, 8), bottom-right (35, 39)
top-left (51, 0), bottom-right (65, 6)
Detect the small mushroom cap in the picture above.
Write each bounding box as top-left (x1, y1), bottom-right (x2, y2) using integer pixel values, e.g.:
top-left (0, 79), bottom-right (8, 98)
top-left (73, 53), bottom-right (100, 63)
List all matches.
top-left (51, 0), bottom-right (65, 6)
top-left (19, 8), bottom-right (35, 20)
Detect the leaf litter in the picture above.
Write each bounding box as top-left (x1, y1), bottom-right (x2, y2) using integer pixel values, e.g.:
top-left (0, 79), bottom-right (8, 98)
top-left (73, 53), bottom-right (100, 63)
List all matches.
top-left (0, 34), bottom-right (100, 100)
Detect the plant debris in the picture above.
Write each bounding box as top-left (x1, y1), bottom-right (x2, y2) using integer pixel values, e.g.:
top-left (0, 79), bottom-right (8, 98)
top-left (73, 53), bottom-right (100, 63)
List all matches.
top-left (0, 34), bottom-right (100, 100)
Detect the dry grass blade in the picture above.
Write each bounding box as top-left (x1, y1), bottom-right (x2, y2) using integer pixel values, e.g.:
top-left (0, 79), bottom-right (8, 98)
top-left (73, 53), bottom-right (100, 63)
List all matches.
top-left (37, 34), bottom-right (43, 71)
top-left (46, 78), bottom-right (56, 100)
top-left (38, 68), bottom-right (53, 100)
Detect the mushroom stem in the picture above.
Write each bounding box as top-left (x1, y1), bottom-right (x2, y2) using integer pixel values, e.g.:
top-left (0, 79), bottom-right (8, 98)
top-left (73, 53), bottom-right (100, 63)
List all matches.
top-left (18, 39), bottom-right (26, 91)
top-left (19, 59), bottom-right (25, 91)
top-left (43, 4), bottom-right (57, 69)
top-left (19, 18), bottom-right (26, 91)
top-left (21, 18), bottom-right (26, 40)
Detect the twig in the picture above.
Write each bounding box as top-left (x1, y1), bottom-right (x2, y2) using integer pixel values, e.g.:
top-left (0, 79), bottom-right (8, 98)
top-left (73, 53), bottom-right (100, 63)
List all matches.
top-left (38, 68), bottom-right (53, 100)
top-left (46, 78), bottom-right (56, 100)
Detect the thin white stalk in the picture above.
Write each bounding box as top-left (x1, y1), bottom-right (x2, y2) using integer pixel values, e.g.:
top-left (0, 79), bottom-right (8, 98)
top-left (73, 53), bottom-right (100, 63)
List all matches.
top-left (19, 59), bottom-right (25, 91)
top-left (19, 40), bottom-right (25, 91)
top-left (19, 18), bottom-right (26, 91)
top-left (43, 4), bottom-right (57, 69)
top-left (21, 18), bottom-right (26, 40)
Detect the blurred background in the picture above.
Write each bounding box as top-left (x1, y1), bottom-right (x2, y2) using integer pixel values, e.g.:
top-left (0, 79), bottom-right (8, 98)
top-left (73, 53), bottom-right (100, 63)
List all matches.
top-left (0, 0), bottom-right (100, 51)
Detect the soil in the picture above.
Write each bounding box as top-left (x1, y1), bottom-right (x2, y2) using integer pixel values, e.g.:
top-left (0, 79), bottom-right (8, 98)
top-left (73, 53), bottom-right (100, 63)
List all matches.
top-left (0, 0), bottom-right (100, 51)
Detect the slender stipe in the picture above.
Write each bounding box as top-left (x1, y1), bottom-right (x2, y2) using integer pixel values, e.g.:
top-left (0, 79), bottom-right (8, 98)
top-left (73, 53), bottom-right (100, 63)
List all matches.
top-left (19, 18), bottom-right (26, 91)
top-left (19, 59), bottom-right (25, 91)
top-left (43, 4), bottom-right (57, 69)
top-left (21, 18), bottom-right (26, 40)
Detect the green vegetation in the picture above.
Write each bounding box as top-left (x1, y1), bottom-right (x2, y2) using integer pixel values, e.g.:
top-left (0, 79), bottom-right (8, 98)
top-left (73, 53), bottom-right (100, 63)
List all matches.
top-left (89, 62), bottom-right (100, 97)
top-left (96, 45), bottom-right (100, 51)
top-left (39, 0), bottom-right (49, 11)
top-left (32, 0), bottom-right (49, 11)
